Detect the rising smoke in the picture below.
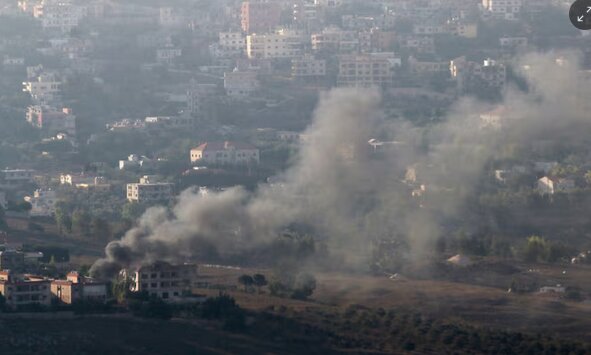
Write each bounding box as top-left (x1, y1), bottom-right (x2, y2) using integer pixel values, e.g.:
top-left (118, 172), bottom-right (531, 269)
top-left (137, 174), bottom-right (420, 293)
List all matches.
top-left (91, 51), bottom-right (590, 278)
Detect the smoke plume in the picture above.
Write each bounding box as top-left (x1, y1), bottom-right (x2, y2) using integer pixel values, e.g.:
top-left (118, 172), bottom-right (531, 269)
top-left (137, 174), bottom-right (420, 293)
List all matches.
top-left (91, 50), bottom-right (590, 278)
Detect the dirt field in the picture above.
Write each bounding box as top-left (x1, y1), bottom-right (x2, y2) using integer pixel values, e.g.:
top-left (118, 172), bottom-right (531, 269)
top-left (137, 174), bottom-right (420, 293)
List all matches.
top-left (196, 263), bottom-right (591, 342)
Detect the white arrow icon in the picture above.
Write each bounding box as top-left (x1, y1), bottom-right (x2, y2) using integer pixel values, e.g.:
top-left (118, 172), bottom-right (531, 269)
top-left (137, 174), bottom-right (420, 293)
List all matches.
top-left (587, 6), bottom-right (591, 13)
top-left (578, 15), bottom-right (584, 22)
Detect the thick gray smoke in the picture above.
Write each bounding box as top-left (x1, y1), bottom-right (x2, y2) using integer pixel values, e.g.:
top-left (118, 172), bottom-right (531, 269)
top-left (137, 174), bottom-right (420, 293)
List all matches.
top-left (91, 51), bottom-right (590, 278)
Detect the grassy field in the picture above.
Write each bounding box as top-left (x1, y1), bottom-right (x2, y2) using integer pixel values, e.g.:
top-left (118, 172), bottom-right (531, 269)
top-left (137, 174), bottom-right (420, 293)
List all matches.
top-left (197, 262), bottom-right (591, 342)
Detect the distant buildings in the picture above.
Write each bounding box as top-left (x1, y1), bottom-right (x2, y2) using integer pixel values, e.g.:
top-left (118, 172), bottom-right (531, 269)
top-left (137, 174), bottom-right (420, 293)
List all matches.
top-left (246, 30), bottom-right (303, 59)
top-left (481, 0), bottom-right (522, 20)
top-left (223, 70), bottom-right (260, 98)
top-left (292, 55), bottom-right (326, 78)
top-left (450, 57), bottom-right (506, 93)
top-left (337, 52), bottom-right (401, 88)
top-left (22, 71), bottom-right (62, 105)
top-left (126, 176), bottom-right (174, 203)
top-left (33, 0), bottom-right (89, 32)
top-left (51, 271), bottom-right (107, 305)
top-left (60, 174), bottom-right (108, 189)
top-left (26, 106), bottom-right (76, 136)
top-left (241, 0), bottom-right (281, 34)
top-left (25, 188), bottom-right (58, 217)
top-left (190, 141), bottom-right (260, 165)
top-left (537, 176), bottom-right (576, 195)
top-left (0, 169), bottom-right (35, 187)
top-left (130, 262), bottom-right (198, 301)
top-left (0, 271), bottom-right (51, 309)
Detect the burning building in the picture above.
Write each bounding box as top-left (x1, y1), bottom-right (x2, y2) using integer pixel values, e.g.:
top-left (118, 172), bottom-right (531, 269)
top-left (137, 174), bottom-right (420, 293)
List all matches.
top-left (129, 262), bottom-right (198, 302)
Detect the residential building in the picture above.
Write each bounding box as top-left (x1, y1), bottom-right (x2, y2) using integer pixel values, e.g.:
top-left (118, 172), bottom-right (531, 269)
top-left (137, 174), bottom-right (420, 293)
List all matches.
top-left (1, 169), bottom-right (35, 187)
top-left (481, 0), bottom-right (522, 20)
top-left (25, 189), bottom-right (58, 217)
top-left (311, 27), bottom-right (358, 53)
top-left (126, 176), bottom-right (174, 203)
top-left (51, 271), bottom-right (107, 304)
top-left (499, 36), bottom-right (528, 48)
top-left (537, 176), bottom-right (576, 195)
top-left (156, 44), bottom-right (182, 65)
top-left (337, 52), bottom-right (401, 88)
top-left (218, 32), bottom-right (245, 57)
top-left (33, 0), bottom-right (88, 32)
top-left (241, 0), bottom-right (281, 33)
top-left (223, 70), bottom-right (259, 98)
top-left (291, 55), bottom-right (326, 78)
top-left (187, 81), bottom-right (218, 114)
top-left (0, 271), bottom-right (51, 310)
top-left (450, 57), bottom-right (506, 93)
top-left (130, 262), bottom-right (198, 301)
top-left (60, 174), bottom-right (108, 189)
top-left (22, 72), bottom-right (62, 104)
top-left (246, 30), bottom-right (303, 59)
top-left (0, 250), bottom-right (25, 271)
top-left (408, 56), bottom-right (448, 74)
top-left (190, 141), bottom-right (260, 165)
top-left (119, 155), bottom-right (153, 170)
top-left (26, 106), bottom-right (76, 136)
top-left (145, 116), bottom-right (193, 130)
top-left (159, 7), bottom-right (184, 27)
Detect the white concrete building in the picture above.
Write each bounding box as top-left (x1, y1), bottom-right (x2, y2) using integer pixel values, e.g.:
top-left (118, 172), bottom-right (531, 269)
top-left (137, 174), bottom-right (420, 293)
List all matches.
top-left (126, 176), bottom-right (173, 203)
top-left (482, 0), bottom-right (522, 20)
top-left (223, 70), bottom-right (259, 98)
top-left (131, 262), bottom-right (198, 301)
top-left (246, 30), bottom-right (303, 59)
top-left (22, 72), bottom-right (62, 104)
top-left (337, 52), bottom-right (401, 88)
top-left (537, 176), bottom-right (576, 195)
top-left (292, 55), bottom-right (326, 78)
top-left (190, 141), bottom-right (260, 165)
top-left (25, 189), bottom-right (57, 217)
top-left (1, 169), bottom-right (34, 187)
top-left (33, 0), bottom-right (88, 32)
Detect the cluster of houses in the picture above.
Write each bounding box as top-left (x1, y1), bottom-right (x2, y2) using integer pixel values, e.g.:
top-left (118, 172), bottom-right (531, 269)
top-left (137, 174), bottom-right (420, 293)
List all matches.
top-left (0, 245), bottom-right (200, 310)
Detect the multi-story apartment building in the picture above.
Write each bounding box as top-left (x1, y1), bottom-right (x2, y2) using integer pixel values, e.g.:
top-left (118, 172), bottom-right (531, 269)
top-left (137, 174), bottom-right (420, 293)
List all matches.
top-left (0, 271), bottom-right (51, 310)
top-left (223, 70), bottom-right (260, 98)
top-left (311, 27), bottom-right (358, 53)
top-left (131, 262), bottom-right (198, 301)
top-left (156, 45), bottom-right (182, 65)
top-left (22, 72), bottom-right (62, 105)
top-left (26, 106), bottom-right (76, 136)
top-left (33, 0), bottom-right (88, 32)
top-left (241, 0), bottom-right (281, 33)
top-left (450, 56), bottom-right (506, 92)
top-left (25, 188), bottom-right (58, 217)
top-left (51, 271), bottom-right (107, 305)
top-left (0, 169), bottom-right (35, 187)
top-left (190, 141), bottom-right (260, 165)
top-left (337, 52), bottom-right (401, 88)
top-left (246, 30), bottom-right (303, 59)
top-left (482, 0), bottom-right (522, 20)
top-left (126, 176), bottom-right (174, 203)
top-left (291, 55), bottom-right (326, 78)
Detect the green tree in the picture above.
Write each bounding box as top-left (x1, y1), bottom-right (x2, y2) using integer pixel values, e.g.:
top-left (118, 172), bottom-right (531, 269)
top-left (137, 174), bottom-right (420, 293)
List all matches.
top-left (54, 207), bottom-right (72, 234)
top-left (90, 217), bottom-right (111, 240)
top-left (252, 274), bottom-right (268, 294)
top-left (121, 202), bottom-right (145, 221)
top-left (0, 206), bottom-right (7, 230)
top-left (72, 209), bottom-right (91, 236)
top-left (524, 236), bottom-right (548, 263)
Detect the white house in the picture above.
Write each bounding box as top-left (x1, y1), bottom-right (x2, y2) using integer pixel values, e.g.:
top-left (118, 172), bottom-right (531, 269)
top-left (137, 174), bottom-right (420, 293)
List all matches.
top-left (25, 189), bottom-right (57, 217)
top-left (537, 176), bottom-right (575, 195)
